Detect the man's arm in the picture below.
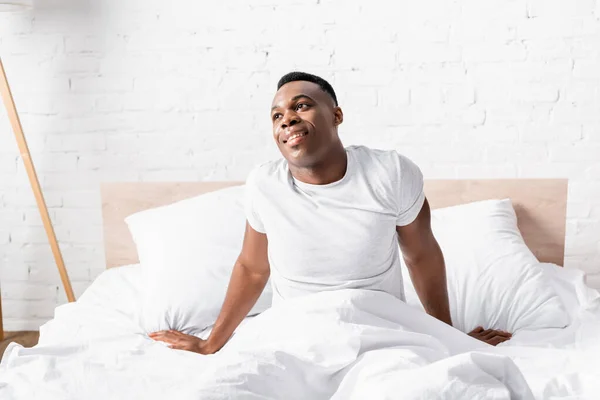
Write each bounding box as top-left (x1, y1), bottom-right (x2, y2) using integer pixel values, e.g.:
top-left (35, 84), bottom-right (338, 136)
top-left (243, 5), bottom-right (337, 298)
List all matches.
top-left (205, 222), bottom-right (270, 352)
top-left (149, 222), bottom-right (270, 354)
top-left (396, 197), bottom-right (452, 326)
top-left (396, 198), bottom-right (512, 346)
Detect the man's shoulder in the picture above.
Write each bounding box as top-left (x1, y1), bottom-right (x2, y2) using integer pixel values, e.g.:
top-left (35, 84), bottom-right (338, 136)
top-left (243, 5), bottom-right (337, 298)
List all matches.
top-left (247, 158), bottom-right (287, 187)
top-left (348, 145), bottom-right (413, 170)
top-left (349, 144), bottom-right (401, 159)
top-left (349, 145), bottom-right (423, 190)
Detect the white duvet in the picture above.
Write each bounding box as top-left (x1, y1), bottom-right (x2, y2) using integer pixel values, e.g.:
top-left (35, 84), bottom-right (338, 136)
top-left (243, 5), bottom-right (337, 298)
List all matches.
top-left (1, 265), bottom-right (599, 400)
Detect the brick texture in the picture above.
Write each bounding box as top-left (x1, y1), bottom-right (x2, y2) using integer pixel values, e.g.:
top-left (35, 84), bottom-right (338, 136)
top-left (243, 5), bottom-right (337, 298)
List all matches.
top-left (0, 0), bottom-right (599, 330)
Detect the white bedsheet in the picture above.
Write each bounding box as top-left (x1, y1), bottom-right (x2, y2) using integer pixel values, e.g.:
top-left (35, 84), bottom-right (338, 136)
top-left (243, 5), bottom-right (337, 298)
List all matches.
top-left (0, 264), bottom-right (599, 399)
top-left (492, 264), bottom-right (600, 399)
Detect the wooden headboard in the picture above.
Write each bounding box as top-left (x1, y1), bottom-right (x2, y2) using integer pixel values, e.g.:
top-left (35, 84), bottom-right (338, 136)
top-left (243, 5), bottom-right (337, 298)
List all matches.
top-left (100, 179), bottom-right (568, 269)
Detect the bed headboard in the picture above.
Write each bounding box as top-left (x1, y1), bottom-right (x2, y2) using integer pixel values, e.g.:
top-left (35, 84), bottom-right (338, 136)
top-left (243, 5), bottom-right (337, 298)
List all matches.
top-left (100, 179), bottom-right (568, 269)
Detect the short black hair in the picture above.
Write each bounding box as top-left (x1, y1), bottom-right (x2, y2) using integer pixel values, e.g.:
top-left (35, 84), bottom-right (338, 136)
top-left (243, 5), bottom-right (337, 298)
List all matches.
top-left (277, 71), bottom-right (338, 106)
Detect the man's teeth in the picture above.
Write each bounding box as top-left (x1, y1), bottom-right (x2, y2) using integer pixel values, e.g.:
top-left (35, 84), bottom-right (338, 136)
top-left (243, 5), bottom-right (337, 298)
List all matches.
top-left (288, 132), bottom-right (306, 142)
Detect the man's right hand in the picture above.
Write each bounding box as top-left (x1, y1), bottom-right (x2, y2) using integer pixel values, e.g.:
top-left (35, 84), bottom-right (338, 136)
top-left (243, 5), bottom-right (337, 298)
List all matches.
top-left (468, 326), bottom-right (512, 346)
top-left (149, 330), bottom-right (220, 354)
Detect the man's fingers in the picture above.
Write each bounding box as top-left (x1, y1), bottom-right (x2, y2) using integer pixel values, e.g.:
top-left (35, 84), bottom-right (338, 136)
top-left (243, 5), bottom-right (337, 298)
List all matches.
top-left (149, 332), bottom-right (170, 339)
top-left (149, 331), bottom-right (182, 344)
top-left (486, 330), bottom-right (511, 339)
top-left (466, 326), bottom-right (513, 345)
top-left (487, 336), bottom-right (508, 346)
top-left (149, 331), bottom-right (195, 347)
top-left (493, 335), bottom-right (510, 345)
top-left (150, 330), bottom-right (183, 337)
top-left (481, 330), bottom-right (512, 340)
top-left (149, 332), bottom-right (166, 340)
top-left (482, 330), bottom-right (498, 340)
top-left (149, 331), bottom-right (172, 337)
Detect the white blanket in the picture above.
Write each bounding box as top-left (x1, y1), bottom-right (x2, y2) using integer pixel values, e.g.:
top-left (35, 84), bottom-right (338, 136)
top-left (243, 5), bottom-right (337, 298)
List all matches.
top-left (492, 264), bottom-right (600, 399)
top-left (0, 289), bottom-right (534, 400)
top-left (3, 263), bottom-right (600, 399)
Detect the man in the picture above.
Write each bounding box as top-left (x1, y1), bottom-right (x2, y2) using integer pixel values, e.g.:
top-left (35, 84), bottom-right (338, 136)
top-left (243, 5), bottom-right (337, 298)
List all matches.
top-left (149, 72), bottom-right (512, 353)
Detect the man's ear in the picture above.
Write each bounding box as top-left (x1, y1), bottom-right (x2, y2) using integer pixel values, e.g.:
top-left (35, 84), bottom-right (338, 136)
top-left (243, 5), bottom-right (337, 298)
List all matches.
top-left (333, 106), bottom-right (344, 126)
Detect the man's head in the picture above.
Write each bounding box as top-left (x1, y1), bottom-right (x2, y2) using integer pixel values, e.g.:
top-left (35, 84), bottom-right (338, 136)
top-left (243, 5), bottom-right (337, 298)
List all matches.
top-left (271, 72), bottom-right (343, 169)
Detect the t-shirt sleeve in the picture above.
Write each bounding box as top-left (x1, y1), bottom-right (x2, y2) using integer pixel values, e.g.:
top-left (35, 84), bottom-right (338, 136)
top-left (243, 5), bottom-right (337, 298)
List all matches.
top-left (394, 153), bottom-right (425, 226)
top-left (244, 168), bottom-right (266, 234)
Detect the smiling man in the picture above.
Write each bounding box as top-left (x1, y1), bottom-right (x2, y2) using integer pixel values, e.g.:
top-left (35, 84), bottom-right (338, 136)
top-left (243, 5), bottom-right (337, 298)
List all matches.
top-left (149, 71), bottom-right (512, 352)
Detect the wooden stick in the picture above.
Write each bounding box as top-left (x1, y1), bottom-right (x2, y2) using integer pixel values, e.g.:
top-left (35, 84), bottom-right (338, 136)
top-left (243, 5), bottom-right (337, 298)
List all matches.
top-left (0, 291), bottom-right (3, 341)
top-left (0, 57), bottom-right (75, 303)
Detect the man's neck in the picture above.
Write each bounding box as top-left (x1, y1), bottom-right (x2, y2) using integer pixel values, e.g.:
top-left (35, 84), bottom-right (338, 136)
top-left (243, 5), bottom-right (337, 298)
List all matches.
top-left (290, 146), bottom-right (348, 185)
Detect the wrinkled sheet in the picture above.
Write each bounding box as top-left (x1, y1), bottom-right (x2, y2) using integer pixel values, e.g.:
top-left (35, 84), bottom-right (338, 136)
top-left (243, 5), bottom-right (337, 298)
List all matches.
top-left (1, 263), bottom-right (599, 399)
top-left (492, 264), bottom-right (600, 399)
top-left (0, 287), bottom-right (534, 400)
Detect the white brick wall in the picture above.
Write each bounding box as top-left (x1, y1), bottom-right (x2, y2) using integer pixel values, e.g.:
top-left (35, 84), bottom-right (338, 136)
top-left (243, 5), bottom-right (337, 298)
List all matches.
top-left (0, 0), bottom-right (599, 330)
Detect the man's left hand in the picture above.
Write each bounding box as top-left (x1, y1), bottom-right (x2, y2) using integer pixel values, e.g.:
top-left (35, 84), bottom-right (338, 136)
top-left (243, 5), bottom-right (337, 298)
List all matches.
top-left (468, 326), bottom-right (512, 346)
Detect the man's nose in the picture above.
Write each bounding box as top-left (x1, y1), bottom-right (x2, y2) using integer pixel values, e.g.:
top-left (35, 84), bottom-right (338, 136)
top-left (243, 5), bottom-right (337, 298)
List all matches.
top-left (281, 112), bottom-right (300, 129)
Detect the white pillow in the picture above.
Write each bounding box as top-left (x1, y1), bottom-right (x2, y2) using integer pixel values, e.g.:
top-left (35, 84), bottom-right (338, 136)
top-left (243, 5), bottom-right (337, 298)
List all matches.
top-left (125, 185), bottom-right (272, 336)
top-left (401, 198), bottom-right (570, 334)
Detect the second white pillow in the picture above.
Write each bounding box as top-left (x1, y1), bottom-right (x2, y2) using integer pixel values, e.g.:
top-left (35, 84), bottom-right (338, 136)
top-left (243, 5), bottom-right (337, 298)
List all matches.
top-left (401, 198), bottom-right (570, 334)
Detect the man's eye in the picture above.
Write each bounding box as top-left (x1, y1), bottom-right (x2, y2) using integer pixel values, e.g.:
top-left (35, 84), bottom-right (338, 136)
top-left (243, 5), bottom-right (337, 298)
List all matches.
top-left (296, 103), bottom-right (308, 110)
top-left (273, 113), bottom-right (281, 120)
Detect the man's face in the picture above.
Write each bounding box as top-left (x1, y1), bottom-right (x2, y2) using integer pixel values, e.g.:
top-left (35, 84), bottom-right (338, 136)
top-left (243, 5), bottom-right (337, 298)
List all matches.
top-left (270, 81), bottom-right (342, 168)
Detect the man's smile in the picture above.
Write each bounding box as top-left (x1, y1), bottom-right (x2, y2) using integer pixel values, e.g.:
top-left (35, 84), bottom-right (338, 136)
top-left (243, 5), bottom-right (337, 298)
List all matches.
top-left (285, 131), bottom-right (308, 146)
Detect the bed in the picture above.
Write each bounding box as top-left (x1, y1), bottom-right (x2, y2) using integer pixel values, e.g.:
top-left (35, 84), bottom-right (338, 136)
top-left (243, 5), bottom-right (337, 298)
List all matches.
top-left (1, 179), bottom-right (599, 400)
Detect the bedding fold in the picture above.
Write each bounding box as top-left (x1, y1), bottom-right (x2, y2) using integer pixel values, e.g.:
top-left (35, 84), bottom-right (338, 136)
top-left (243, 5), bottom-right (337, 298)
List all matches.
top-left (1, 289), bottom-right (535, 400)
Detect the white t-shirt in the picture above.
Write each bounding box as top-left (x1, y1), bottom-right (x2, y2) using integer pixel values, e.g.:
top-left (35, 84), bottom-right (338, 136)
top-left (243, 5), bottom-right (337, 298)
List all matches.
top-left (245, 145), bottom-right (425, 305)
